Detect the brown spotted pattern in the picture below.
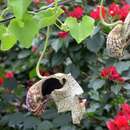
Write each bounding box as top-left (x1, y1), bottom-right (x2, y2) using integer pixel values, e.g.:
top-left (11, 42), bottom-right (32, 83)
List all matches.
top-left (106, 13), bottom-right (130, 58)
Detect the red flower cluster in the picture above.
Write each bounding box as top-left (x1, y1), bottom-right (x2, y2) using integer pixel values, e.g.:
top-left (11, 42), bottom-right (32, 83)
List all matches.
top-left (119, 4), bottom-right (130, 21)
top-left (5, 72), bottom-right (14, 79)
top-left (108, 3), bottom-right (120, 17)
top-left (90, 6), bottom-right (106, 20)
top-left (58, 31), bottom-right (68, 39)
top-left (107, 103), bottom-right (130, 130)
top-left (100, 66), bottom-right (125, 83)
top-left (108, 2), bottom-right (130, 21)
top-left (90, 2), bottom-right (130, 21)
top-left (68, 6), bottom-right (84, 19)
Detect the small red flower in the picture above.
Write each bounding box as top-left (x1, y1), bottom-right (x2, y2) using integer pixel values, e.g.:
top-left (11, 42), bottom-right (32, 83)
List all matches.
top-left (68, 6), bottom-right (84, 19)
top-left (114, 115), bottom-right (128, 128)
top-left (108, 3), bottom-right (121, 17)
top-left (58, 31), bottom-right (68, 39)
top-left (107, 103), bottom-right (130, 130)
top-left (100, 66), bottom-right (125, 83)
top-left (0, 77), bottom-right (4, 86)
top-left (100, 67), bottom-right (109, 78)
top-left (119, 4), bottom-right (130, 21)
top-left (90, 6), bottom-right (106, 20)
top-left (120, 103), bottom-right (130, 115)
top-left (107, 120), bottom-right (118, 130)
top-left (5, 72), bottom-right (14, 79)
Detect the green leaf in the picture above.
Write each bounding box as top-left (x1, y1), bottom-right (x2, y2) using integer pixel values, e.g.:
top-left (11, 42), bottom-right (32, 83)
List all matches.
top-left (88, 79), bottom-right (105, 91)
top-left (65, 64), bottom-right (80, 78)
top-left (114, 61), bottom-right (130, 73)
top-left (42, 109), bottom-right (58, 120)
top-left (89, 90), bottom-right (100, 101)
top-left (0, 112), bottom-right (25, 125)
top-left (18, 50), bottom-right (30, 59)
top-left (37, 121), bottom-right (53, 130)
top-left (65, 15), bottom-right (95, 43)
top-left (52, 114), bottom-right (71, 128)
top-left (9, 14), bottom-right (40, 48)
top-left (3, 78), bottom-right (17, 89)
top-left (29, 68), bottom-right (37, 79)
top-left (51, 39), bottom-right (63, 52)
top-left (8, 0), bottom-right (31, 19)
top-left (51, 52), bottom-right (65, 67)
top-left (23, 116), bottom-right (41, 130)
top-left (1, 31), bottom-right (16, 51)
top-left (86, 32), bottom-right (105, 53)
top-left (0, 25), bottom-right (6, 37)
top-left (60, 126), bottom-right (76, 130)
top-left (111, 85), bottom-right (121, 95)
top-left (87, 103), bottom-right (100, 113)
top-left (35, 7), bottom-right (64, 27)
top-left (124, 83), bottom-right (130, 90)
top-left (14, 85), bottom-right (24, 97)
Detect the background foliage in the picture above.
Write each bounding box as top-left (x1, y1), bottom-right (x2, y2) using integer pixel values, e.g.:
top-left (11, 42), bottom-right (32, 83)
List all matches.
top-left (0, 0), bottom-right (130, 130)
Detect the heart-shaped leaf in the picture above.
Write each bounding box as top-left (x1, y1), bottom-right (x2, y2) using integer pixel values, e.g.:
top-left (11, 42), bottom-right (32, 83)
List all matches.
top-left (65, 15), bottom-right (95, 43)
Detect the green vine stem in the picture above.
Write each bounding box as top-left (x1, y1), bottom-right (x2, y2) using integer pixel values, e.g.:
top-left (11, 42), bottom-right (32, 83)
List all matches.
top-left (100, 0), bottom-right (122, 27)
top-left (36, 26), bottom-right (50, 79)
top-left (36, 0), bottom-right (60, 79)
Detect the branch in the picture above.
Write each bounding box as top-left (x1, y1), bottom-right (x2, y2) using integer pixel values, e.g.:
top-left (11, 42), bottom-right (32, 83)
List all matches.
top-left (0, 0), bottom-right (72, 24)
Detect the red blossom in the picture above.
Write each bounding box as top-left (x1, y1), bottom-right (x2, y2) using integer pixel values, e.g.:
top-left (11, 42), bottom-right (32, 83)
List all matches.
top-left (58, 31), bottom-right (68, 39)
top-left (100, 67), bottom-right (109, 78)
top-left (108, 3), bottom-right (121, 17)
top-left (119, 103), bottom-right (130, 115)
top-left (119, 4), bottom-right (130, 21)
top-left (100, 66), bottom-right (125, 83)
top-left (90, 6), bottom-right (106, 20)
top-left (0, 77), bottom-right (4, 86)
top-left (107, 103), bottom-right (130, 130)
top-left (68, 6), bottom-right (84, 19)
top-left (107, 120), bottom-right (118, 130)
top-left (5, 72), bottom-right (14, 79)
top-left (114, 115), bottom-right (128, 128)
